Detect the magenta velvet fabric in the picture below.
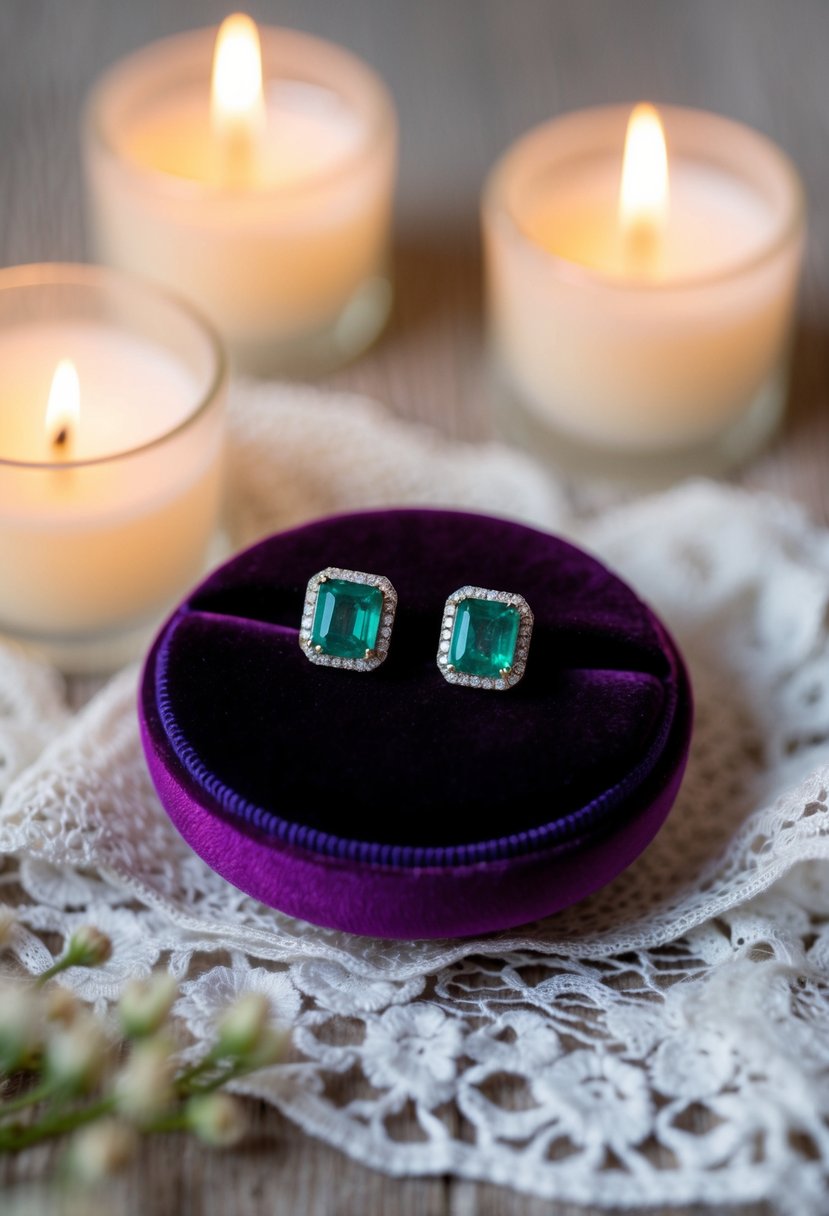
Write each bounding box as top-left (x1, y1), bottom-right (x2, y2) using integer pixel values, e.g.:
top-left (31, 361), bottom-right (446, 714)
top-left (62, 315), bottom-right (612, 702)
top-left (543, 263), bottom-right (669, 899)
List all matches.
top-left (139, 508), bottom-right (693, 938)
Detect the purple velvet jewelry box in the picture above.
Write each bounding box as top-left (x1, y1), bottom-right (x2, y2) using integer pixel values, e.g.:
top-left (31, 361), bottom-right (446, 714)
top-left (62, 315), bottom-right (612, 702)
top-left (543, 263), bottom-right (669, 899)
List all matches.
top-left (139, 508), bottom-right (692, 939)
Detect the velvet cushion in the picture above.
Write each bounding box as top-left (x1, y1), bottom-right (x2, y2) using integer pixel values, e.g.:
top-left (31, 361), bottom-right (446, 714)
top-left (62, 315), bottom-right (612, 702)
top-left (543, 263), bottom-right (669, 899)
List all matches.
top-left (139, 508), bottom-right (692, 938)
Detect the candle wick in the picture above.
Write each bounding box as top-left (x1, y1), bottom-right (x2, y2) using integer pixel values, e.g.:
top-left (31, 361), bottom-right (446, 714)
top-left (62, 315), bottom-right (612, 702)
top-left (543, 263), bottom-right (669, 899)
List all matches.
top-left (624, 219), bottom-right (661, 275)
top-left (53, 427), bottom-right (69, 449)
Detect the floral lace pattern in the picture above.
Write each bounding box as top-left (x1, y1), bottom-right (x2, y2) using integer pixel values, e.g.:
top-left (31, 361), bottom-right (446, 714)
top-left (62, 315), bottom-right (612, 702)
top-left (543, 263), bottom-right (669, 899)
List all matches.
top-left (2, 383), bottom-right (829, 1212)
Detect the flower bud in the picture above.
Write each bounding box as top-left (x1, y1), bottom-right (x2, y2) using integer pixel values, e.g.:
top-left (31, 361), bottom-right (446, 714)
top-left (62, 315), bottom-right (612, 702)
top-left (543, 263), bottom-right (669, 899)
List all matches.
top-left (245, 1025), bottom-right (290, 1070)
top-left (0, 983), bottom-right (41, 1070)
top-left (46, 1015), bottom-right (110, 1092)
top-left (68, 1119), bottom-right (137, 1181)
top-left (45, 985), bottom-right (79, 1027)
top-left (217, 992), bottom-right (268, 1056)
top-left (187, 1093), bottom-right (247, 1147)
top-left (118, 973), bottom-right (177, 1038)
top-left (114, 1037), bottom-right (175, 1123)
top-left (67, 925), bottom-right (113, 968)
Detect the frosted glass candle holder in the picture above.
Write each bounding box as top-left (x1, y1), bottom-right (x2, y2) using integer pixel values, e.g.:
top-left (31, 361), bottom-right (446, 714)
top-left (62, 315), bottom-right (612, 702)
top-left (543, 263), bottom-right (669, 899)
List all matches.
top-left (0, 263), bottom-right (227, 672)
top-left (483, 104), bottom-right (805, 483)
top-left (83, 23), bottom-right (397, 376)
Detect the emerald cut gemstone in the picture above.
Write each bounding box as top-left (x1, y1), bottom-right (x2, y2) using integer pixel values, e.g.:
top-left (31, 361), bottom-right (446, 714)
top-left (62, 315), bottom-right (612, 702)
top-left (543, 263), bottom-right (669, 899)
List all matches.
top-left (311, 578), bottom-right (384, 659)
top-left (449, 597), bottom-right (521, 678)
top-left (301, 568), bottom-right (397, 671)
top-left (438, 586), bottom-right (533, 689)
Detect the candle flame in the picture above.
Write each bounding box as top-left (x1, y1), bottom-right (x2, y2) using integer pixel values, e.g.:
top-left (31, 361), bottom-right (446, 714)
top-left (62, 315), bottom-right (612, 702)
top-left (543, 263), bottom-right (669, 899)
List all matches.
top-left (211, 13), bottom-right (266, 135)
top-left (45, 359), bottom-right (80, 453)
top-left (619, 103), bottom-right (669, 249)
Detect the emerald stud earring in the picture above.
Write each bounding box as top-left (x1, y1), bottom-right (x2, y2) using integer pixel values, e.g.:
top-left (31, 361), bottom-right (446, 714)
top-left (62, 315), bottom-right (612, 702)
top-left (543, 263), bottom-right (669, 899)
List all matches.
top-left (300, 568), bottom-right (397, 671)
top-left (437, 587), bottom-right (533, 690)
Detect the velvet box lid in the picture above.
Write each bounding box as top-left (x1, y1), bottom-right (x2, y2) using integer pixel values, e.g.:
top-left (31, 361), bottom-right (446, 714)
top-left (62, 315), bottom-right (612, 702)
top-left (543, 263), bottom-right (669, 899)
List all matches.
top-left (139, 508), bottom-right (693, 939)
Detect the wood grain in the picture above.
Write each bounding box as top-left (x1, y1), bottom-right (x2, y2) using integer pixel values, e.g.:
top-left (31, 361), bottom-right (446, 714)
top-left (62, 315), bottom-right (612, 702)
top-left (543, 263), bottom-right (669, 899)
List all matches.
top-left (1, 1), bottom-right (825, 1210)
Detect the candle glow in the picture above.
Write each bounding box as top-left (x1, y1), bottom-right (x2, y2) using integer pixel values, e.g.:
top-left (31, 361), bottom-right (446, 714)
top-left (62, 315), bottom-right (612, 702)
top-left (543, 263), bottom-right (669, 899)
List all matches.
top-left (45, 359), bottom-right (80, 454)
top-left (483, 103), bottom-right (804, 462)
top-left (84, 19), bottom-right (397, 372)
top-left (210, 12), bottom-right (266, 187)
top-left (0, 265), bottom-right (228, 672)
top-left (619, 102), bottom-right (669, 267)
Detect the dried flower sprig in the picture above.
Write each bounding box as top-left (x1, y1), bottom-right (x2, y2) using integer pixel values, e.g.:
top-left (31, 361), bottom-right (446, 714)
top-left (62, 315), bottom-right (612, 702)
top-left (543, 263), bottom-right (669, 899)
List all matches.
top-left (0, 918), bottom-right (289, 1176)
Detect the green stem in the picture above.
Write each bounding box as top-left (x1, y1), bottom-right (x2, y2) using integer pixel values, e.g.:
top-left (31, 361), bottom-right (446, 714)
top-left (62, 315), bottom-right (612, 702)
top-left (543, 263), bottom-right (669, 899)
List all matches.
top-left (144, 1111), bottom-right (189, 1134)
top-left (185, 1061), bottom-right (247, 1097)
top-left (0, 1095), bottom-right (116, 1152)
top-left (174, 1048), bottom-right (226, 1094)
top-left (0, 1078), bottom-right (59, 1119)
top-left (36, 954), bottom-right (80, 986)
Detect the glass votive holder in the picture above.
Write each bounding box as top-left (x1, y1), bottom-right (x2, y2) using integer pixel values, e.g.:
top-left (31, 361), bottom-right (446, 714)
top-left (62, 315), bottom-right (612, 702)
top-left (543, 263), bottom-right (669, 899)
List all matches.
top-left (0, 263), bottom-right (227, 673)
top-left (82, 21), bottom-right (397, 376)
top-left (482, 104), bottom-right (805, 484)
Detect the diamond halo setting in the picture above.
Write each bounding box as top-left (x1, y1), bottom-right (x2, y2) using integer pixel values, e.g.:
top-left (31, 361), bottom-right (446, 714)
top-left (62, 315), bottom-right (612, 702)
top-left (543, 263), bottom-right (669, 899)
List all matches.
top-left (437, 586), bottom-right (533, 690)
top-left (300, 567), bottom-right (397, 672)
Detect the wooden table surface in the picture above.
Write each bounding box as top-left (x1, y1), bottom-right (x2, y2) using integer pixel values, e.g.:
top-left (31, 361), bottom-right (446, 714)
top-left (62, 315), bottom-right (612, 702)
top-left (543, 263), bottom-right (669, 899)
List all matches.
top-left (2, 1), bottom-right (827, 1212)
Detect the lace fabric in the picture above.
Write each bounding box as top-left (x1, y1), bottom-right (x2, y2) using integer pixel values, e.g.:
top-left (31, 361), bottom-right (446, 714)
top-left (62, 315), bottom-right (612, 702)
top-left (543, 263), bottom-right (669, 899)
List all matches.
top-left (2, 381), bottom-right (829, 1212)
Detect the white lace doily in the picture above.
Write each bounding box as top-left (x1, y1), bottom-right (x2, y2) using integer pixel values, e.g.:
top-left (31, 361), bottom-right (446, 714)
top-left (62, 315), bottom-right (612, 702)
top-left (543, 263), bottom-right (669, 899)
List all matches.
top-left (2, 381), bottom-right (829, 1213)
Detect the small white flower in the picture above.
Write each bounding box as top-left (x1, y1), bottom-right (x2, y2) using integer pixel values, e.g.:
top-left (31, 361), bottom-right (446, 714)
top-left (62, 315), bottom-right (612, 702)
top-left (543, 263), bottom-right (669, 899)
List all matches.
top-left (362, 1005), bottom-right (462, 1106)
top-left (68, 925), bottom-right (112, 967)
top-left (177, 965), bottom-right (300, 1053)
top-left (119, 973), bottom-right (178, 1038)
top-left (651, 1028), bottom-right (737, 1101)
top-left (19, 859), bottom-right (131, 911)
top-left (291, 959), bottom-right (425, 1015)
top-left (457, 1011), bottom-right (561, 1142)
top-left (187, 1093), bottom-right (247, 1147)
top-left (534, 1050), bottom-right (652, 1149)
top-left (56, 908), bottom-right (162, 1000)
top-left (464, 1009), bottom-right (561, 1069)
top-left (114, 1037), bottom-right (175, 1122)
top-left (46, 1015), bottom-right (110, 1092)
top-left (245, 1025), bottom-right (290, 1070)
top-left (218, 993), bottom-right (269, 1056)
top-left (0, 982), bottom-right (41, 1068)
top-left (44, 985), bottom-right (79, 1027)
top-left (68, 1119), bottom-right (137, 1181)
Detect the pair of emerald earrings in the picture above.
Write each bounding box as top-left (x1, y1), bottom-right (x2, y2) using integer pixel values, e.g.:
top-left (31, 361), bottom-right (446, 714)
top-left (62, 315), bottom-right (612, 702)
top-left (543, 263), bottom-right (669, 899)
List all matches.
top-left (299, 567), bottom-right (533, 691)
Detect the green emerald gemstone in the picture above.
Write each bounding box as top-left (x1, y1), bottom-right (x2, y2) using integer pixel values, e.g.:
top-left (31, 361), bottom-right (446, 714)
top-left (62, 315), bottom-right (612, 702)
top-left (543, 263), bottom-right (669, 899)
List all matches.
top-left (449, 598), bottom-right (520, 678)
top-left (311, 578), bottom-right (383, 659)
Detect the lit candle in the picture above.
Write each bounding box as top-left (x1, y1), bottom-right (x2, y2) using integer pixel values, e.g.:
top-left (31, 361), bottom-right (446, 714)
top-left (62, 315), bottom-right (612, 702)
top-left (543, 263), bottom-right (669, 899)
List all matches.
top-left (209, 13), bottom-right (267, 189)
top-left (45, 360), bottom-right (80, 459)
top-left (83, 16), bottom-right (397, 374)
top-left (618, 103), bottom-right (669, 274)
top-left (483, 104), bottom-right (805, 478)
top-left (0, 264), bottom-right (226, 672)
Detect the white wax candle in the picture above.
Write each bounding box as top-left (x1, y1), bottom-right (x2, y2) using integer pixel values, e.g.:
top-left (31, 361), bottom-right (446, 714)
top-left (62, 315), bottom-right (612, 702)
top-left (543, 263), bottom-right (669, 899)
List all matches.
top-left (484, 105), bottom-right (805, 461)
top-left (83, 22), bottom-right (396, 374)
top-left (0, 324), bottom-right (197, 462)
top-left (0, 268), bottom-right (226, 672)
top-left (523, 160), bottom-right (775, 282)
top-left (122, 81), bottom-right (363, 189)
